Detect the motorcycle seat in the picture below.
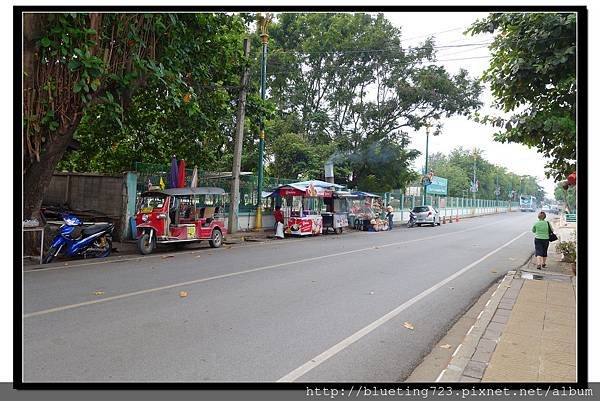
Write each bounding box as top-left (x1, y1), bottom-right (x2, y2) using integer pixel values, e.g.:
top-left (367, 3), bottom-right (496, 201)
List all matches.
top-left (82, 223), bottom-right (112, 237)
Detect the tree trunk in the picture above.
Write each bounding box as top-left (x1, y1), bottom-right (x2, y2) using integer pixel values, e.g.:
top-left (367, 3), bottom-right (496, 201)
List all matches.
top-left (23, 123), bottom-right (81, 221)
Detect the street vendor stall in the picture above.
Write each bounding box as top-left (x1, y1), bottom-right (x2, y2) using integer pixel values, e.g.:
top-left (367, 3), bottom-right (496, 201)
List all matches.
top-left (350, 191), bottom-right (388, 231)
top-left (269, 180), bottom-right (343, 236)
top-left (322, 191), bottom-right (355, 234)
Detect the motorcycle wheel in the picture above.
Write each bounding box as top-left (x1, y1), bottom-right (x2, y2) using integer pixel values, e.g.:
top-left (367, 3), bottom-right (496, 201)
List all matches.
top-left (209, 229), bottom-right (223, 248)
top-left (42, 246), bottom-right (59, 264)
top-left (137, 232), bottom-right (155, 255)
top-left (92, 235), bottom-right (112, 258)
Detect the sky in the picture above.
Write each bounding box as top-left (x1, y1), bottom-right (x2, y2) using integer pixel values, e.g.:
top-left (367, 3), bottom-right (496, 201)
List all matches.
top-left (384, 12), bottom-right (559, 198)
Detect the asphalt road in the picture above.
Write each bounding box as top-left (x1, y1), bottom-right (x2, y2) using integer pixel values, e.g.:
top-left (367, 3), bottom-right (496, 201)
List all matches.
top-left (22, 212), bottom-right (536, 382)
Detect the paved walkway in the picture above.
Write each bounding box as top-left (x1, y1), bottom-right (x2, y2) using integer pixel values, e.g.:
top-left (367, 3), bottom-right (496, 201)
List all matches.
top-left (438, 219), bottom-right (577, 383)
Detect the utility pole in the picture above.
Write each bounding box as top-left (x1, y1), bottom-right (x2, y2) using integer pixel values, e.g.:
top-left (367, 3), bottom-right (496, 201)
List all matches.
top-left (228, 38), bottom-right (251, 234)
top-left (255, 13), bottom-right (271, 230)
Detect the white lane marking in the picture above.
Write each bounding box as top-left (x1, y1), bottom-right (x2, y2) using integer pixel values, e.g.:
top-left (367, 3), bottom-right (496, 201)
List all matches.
top-left (23, 221), bottom-right (522, 318)
top-left (435, 369), bottom-right (447, 382)
top-left (24, 217), bottom-right (514, 274)
top-left (276, 231), bottom-right (528, 382)
top-left (451, 343), bottom-right (463, 358)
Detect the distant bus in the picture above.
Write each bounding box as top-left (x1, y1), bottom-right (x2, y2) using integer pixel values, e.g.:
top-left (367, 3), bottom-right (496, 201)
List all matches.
top-left (519, 195), bottom-right (536, 212)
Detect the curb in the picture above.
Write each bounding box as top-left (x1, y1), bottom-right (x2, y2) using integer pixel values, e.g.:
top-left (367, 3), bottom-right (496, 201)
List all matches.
top-left (437, 271), bottom-right (516, 382)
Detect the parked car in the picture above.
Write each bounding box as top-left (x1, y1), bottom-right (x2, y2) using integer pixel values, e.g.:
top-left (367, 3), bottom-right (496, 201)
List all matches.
top-left (411, 205), bottom-right (440, 226)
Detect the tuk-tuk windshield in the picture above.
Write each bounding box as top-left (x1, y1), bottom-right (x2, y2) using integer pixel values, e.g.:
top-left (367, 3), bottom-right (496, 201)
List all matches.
top-left (138, 194), bottom-right (167, 212)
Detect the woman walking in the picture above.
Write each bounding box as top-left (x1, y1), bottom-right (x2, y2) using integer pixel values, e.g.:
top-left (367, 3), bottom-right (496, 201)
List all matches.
top-left (532, 211), bottom-right (552, 269)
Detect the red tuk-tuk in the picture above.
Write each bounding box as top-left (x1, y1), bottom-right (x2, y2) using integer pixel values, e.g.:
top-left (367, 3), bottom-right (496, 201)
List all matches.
top-left (135, 187), bottom-right (227, 254)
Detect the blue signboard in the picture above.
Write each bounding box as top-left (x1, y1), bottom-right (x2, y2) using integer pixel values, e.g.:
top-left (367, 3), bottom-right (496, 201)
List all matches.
top-left (427, 176), bottom-right (448, 195)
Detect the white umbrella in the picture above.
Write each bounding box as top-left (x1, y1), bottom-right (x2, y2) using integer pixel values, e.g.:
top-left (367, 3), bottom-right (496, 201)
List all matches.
top-left (190, 166), bottom-right (198, 188)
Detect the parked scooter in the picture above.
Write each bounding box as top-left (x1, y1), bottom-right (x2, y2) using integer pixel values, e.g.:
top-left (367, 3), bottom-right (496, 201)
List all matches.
top-left (406, 211), bottom-right (416, 228)
top-left (43, 214), bottom-right (114, 264)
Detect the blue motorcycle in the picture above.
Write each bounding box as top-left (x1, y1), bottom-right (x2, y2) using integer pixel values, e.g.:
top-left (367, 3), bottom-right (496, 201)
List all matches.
top-left (43, 214), bottom-right (114, 264)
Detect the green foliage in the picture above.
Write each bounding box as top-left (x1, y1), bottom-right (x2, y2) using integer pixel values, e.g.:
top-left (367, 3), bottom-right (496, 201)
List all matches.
top-left (468, 13), bottom-right (576, 180)
top-left (264, 13), bottom-right (482, 190)
top-left (428, 147), bottom-right (545, 199)
top-left (57, 13), bottom-right (259, 173)
top-left (554, 183), bottom-right (576, 210)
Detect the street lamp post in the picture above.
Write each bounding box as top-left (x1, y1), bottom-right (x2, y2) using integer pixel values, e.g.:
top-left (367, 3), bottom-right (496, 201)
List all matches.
top-left (255, 14), bottom-right (271, 230)
top-left (422, 124), bottom-right (430, 206)
top-left (472, 148), bottom-right (477, 201)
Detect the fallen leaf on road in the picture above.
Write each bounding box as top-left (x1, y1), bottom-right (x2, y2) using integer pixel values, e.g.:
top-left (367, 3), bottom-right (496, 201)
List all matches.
top-left (491, 270), bottom-right (498, 273)
top-left (162, 255), bottom-right (174, 259)
top-left (179, 291), bottom-right (188, 298)
top-left (439, 344), bottom-right (452, 349)
top-left (94, 291), bottom-right (104, 296)
top-left (225, 246), bottom-right (232, 249)
top-left (403, 321), bottom-right (415, 330)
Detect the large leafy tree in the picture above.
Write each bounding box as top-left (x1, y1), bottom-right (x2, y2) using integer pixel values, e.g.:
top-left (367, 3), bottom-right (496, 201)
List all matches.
top-left (23, 13), bottom-right (257, 220)
top-left (266, 13), bottom-right (482, 190)
top-left (468, 13), bottom-right (576, 180)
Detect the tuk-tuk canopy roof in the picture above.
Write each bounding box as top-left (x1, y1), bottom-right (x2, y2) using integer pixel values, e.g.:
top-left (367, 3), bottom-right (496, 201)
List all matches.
top-left (351, 191), bottom-right (381, 199)
top-left (143, 187), bottom-right (226, 197)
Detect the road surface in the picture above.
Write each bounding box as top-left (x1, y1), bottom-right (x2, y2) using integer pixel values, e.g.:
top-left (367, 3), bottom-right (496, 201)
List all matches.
top-left (22, 212), bottom-right (535, 382)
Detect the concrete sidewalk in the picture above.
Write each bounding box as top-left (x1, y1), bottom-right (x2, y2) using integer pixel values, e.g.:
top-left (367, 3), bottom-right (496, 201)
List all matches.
top-left (438, 220), bottom-right (577, 383)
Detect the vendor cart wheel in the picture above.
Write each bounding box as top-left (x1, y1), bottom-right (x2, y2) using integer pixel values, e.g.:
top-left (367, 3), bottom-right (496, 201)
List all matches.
top-left (209, 228), bottom-right (223, 248)
top-left (137, 232), bottom-right (155, 255)
top-left (335, 227), bottom-right (343, 234)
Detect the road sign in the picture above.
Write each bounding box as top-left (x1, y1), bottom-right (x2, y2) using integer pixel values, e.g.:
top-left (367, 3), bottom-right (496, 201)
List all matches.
top-left (427, 176), bottom-right (448, 195)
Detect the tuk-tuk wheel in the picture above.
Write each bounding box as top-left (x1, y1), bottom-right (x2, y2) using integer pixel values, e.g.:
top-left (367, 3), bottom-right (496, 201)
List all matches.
top-left (137, 232), bottom-right (155, 255)
top-left (209, 228), bottom-right (223, 248)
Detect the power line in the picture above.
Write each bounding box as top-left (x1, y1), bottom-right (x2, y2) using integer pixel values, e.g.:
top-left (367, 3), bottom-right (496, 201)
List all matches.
top-left (264, 54), bottom-right (491, 78)
top-left (269, 41), bottom-right (494, 57)
top-left (400, 25), bottom-right (467, 42)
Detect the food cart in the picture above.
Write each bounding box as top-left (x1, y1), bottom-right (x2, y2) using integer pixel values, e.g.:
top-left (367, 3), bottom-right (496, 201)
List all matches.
top-left (269, 180), bottom-right (343, 236)
top-left (350, 191), bottom-right (388, 231)
top-left (322, 191), bottom-right (355, 234)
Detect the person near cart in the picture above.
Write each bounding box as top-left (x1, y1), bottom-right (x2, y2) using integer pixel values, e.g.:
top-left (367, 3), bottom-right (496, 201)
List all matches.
top-left (386, 206), bottom-right (394, 230)
top-left (273, 204), bottom-right (285, 239)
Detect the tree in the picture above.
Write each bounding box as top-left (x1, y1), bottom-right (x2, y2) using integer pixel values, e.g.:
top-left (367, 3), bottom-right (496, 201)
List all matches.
top-left (428, 147), bottom-right (546, 200)
top-left (23, 13), bottom-right (258, 220)
top-left (468, 13), bottom-right (576, 180)
top-left (265, 13), bottom-right (482, 190)
top-left (554, 183), bottom-right (576, 211)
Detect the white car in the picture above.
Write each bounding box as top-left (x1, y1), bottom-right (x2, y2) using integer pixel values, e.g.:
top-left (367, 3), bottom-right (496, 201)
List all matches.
top-left (411, 205), bottom-right (441, 226)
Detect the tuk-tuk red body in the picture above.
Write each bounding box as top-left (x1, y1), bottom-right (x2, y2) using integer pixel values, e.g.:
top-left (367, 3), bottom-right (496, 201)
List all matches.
top-left (135, 187), bottom-right (227, 254)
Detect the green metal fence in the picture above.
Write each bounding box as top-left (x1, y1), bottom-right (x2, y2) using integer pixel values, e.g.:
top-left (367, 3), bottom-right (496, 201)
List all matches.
top-left (133, 162), bottom-right (520, 220)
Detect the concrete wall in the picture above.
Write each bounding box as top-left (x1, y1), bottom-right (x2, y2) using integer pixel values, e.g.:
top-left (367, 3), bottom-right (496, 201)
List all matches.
top-left (43, 172), bottom-right (134, 241)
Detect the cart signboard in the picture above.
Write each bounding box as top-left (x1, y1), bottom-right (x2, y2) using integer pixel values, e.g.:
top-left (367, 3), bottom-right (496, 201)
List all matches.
top-left (426, 176), bottom-right (448, 196)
